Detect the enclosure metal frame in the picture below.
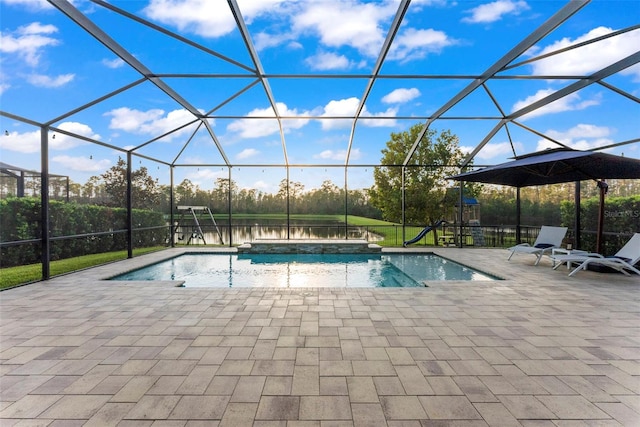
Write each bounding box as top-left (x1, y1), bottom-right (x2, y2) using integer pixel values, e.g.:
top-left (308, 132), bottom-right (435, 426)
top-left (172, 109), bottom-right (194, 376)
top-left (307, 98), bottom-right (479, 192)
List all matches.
top-left (0, 0), bottom-right (639, 279)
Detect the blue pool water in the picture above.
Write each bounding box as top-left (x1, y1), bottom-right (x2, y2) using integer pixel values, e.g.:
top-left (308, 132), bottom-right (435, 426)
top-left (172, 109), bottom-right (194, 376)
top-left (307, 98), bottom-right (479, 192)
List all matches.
top-left (109, 253), bottom-right (499, 288)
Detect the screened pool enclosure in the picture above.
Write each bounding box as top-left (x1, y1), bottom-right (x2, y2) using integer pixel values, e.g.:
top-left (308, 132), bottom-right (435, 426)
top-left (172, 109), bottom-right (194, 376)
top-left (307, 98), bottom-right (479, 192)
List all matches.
top-left (1, 0), bottom-right (638, 280)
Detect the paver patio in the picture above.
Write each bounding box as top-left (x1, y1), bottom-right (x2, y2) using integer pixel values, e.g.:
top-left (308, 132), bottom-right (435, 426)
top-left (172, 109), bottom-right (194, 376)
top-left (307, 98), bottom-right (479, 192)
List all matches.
top-left (1, 247), bottom-right (638, 426)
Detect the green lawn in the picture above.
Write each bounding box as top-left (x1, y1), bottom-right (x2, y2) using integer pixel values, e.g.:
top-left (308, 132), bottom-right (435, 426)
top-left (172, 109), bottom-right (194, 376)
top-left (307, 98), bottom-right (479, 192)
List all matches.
top-left (0, 247), bottom-right (163, 290)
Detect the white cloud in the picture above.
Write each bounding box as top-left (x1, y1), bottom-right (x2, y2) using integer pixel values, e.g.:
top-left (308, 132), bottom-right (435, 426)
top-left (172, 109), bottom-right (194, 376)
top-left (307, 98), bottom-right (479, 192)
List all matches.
top-left (52, 155), bottom-right (111, 172)
top-left (554, 123), bottom-right (611, 140)
top-left (1, 0), bottom-right (54, 10)
top-left (389, 28), bottom-right (457, 62)
top-left (227, 102), bottom-right (311, 138)
top-left (254, 31), bottom-right (297, 51)
top-left (17, 22), bottom-right (57, 35)
top-left (143, 0), bottom-right (287, 38)
top-left (228, 117), bottom-right (278, 139)
top-left (382, 88), bottom-right (421, 104)
top-left (410, 0), bottom-right (448, 8)
top-left (149, 0), bottom-right (453, 66)
top-left (349, 148), bottom-right (363, 161)
top-left (305, 51), bottom-right (352, 71)
top-left (0, 122), bottom-right (99, 153)
top-left (314, 148), bottom-right (362, 161)
top-left (236, 0), bottom-right (289, 22)
top-left (0, 129), bottom-right (40, 153)
top-left (0, 22), bottom-right (60, 66)
top-left (323, 97), bottom-right (360, 116)
top-left (462, 0), bottom-right (530, 24)
top-left (104, 107), bottom-right (199, 140)
top-left (26, 73), bottom-right (75, 88)
top-left (529, 27), bottom-right (640, 80)
top-left (56, 122), bottom-right (101, 143)
top-left (184, 167), bottom-right (226, 188)
top-left (250, 180), bottom-right (272, 192)
top-left (293, 1), bottom-right (397, 57)
top-left (106, 107), bottom-right (164, 132)
top-left (320, 98), bottom-right (360, 130)
top-left (143, 0), bottom-right (237, 37)
top-left (181, 156), bottom-right (204, 164)
top-left (470, 141), bottom-right (524, 160)
top-left (360, 107), bottom-right (398, 127)
top-left (250, 1), bottom-right (456, 65)
top-left (537, 124), bottom-right (614, 151)
top-left (512, 89), bottom-right (600, 120)
top-left (319, 97), bottom-right (397, 129)
top-left (237, 148), bottom-right (260, 159)
top-left (102, 57), bottom-right (125, 69)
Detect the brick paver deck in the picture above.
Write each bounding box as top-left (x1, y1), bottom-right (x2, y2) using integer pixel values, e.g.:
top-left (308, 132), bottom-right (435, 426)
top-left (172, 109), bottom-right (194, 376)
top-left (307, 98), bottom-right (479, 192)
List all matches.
top-left (1, 247), bottom-right (638, 426)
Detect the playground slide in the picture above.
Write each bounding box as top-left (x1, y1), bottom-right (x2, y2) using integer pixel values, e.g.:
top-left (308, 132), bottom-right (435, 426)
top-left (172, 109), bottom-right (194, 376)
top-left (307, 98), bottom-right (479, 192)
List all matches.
top-left (403, 219), bottom-right (445, 247)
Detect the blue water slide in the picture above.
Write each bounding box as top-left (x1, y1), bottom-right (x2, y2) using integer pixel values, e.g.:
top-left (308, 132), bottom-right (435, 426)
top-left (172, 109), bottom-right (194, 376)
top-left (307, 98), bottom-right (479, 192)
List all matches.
top-left (403, 219), bottom-right (445, 247)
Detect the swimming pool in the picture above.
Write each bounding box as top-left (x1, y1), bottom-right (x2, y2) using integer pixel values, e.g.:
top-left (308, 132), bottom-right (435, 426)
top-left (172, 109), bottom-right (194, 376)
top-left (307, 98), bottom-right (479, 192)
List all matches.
top-left (109, 253), bottom-right (499, 288)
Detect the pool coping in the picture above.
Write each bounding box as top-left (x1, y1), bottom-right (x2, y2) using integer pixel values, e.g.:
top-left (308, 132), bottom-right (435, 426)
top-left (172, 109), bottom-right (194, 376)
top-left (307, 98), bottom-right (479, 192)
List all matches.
top-left (92, 246), bottom-right (508, 286)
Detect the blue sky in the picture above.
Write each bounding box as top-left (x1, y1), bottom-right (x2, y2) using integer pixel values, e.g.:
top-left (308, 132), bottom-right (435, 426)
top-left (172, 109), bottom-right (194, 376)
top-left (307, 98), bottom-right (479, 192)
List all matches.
top-left (1, 0), bottom-right (639, 193)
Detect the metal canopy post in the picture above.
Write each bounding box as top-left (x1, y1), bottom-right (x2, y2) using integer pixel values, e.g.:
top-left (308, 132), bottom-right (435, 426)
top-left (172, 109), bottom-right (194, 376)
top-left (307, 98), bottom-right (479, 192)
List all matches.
top-left (170, 167), bottom-right (175, 248)
top-left (286, 168), bottom-right (290, 240)
top-left (344, 167), bottom-right (348, 240)
top-left (574, 182), bottom-right (581, 249)
top-left (401, 166), bottom-right (406, 245)
top-left (458, 180), bottom-right (464, 248)
top-left (516, 188), bottom-right (521, 244)
top-left (41, 127), bottom-right (50, 280)
top-left (126, 152), bottom-right (133, 258)
top-left (228, 167), bottom-right (233, 246)
top-left (596, 180), bottom-right (608, 254)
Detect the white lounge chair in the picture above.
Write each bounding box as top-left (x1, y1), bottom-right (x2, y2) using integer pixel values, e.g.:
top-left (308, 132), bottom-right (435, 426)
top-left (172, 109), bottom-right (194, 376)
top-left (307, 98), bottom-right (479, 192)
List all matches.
top-left (507, 226), bottom-right (568, 265)
top-left (551, 233), bottom-right (640, 277)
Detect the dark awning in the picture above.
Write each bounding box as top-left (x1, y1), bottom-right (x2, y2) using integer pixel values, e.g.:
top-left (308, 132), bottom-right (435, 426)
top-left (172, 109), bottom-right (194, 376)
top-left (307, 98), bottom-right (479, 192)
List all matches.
top-left (448, 149), bottom-right (640, 187)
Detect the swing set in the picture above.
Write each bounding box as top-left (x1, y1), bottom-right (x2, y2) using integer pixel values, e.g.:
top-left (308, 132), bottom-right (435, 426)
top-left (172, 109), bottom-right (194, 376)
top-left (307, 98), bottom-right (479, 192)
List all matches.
top-left (173, 205), bottom-right (224, 245)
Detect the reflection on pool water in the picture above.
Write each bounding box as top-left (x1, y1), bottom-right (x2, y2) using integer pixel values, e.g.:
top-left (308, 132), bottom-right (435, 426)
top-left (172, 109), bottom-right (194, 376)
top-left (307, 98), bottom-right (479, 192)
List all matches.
top-left (110, 253), bottom-right (500, 288)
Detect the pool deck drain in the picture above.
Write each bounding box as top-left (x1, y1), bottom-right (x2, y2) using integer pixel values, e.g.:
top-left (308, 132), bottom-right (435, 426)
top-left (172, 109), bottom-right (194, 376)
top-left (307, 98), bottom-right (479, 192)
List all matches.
top-left (1, 247), bottom-right (638, 425)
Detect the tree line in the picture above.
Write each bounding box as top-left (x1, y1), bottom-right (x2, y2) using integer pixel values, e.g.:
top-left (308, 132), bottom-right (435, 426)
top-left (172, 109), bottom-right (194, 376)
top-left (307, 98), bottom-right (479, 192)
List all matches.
top-left (2, 123), bottom-right (638, 227)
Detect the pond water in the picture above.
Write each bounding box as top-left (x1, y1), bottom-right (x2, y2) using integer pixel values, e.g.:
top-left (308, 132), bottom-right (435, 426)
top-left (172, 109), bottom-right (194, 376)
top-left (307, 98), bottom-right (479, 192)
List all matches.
top-left (172, 219), bottom-right (380, 244)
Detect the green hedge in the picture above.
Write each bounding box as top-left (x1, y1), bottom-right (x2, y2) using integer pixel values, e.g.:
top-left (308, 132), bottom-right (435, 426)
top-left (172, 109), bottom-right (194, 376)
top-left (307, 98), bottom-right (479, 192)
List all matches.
top-left (1, 198), bottom-right (166, 267)
top-left (561, 195), bottom-right (639, 254)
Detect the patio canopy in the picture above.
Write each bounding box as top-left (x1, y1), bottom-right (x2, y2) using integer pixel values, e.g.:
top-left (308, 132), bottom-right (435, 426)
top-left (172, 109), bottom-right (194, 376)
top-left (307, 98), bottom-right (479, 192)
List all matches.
top-left (447, 149), bottom-right (640, 253)
top-left (447, 149), bottom-right (640, 187)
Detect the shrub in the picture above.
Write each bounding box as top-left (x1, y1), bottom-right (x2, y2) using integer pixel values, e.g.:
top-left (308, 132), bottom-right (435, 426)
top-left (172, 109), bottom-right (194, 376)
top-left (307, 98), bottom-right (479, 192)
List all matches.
top-left (1, 198), bottom-right (166, 267)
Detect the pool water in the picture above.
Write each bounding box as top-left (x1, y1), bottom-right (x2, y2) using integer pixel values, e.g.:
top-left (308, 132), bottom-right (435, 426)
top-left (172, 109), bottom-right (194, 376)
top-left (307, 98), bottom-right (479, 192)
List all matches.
top-left (109, 253), bottom-right (499, 288)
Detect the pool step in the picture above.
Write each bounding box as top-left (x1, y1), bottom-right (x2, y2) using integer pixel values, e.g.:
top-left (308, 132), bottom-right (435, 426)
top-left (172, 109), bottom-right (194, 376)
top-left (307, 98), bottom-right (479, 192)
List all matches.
top-left (237, 239), bottom-right (382, 254)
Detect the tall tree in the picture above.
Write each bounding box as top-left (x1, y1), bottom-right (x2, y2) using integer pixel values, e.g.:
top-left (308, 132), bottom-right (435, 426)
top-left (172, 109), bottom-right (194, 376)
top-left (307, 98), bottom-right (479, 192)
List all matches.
top-left (211, 178), bottom-right (238, 213)
top-left (101, 157), bottom-right (161, 210)
top-left (306, 180), bottom-right (342, 214)
top-left (369, 125), bottom-right (469, 224)
top-left (176, 179), bottom-right (195, 205)
top-left (277, 179), bottom-right (305, 213)
top-left (277, 179), bottom-right (305, 199)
